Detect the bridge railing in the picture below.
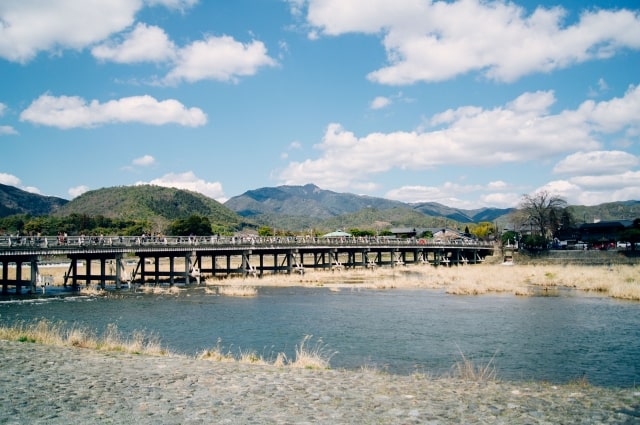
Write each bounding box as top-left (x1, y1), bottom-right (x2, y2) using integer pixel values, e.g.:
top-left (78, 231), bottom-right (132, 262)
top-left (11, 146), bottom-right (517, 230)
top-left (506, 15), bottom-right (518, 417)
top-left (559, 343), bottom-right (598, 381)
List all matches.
top-left (0, 234), bottom-right (495, 250)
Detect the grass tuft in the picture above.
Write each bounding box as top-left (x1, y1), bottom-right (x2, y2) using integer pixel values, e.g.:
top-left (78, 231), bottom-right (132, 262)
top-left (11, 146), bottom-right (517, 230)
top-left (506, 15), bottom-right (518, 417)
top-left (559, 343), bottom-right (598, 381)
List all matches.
top-left (217, 285), bottom-right (258, 297)
top-left (452, 347), bottom-right (497, 382)
top-left (290, 335), bottom-right (335, 369)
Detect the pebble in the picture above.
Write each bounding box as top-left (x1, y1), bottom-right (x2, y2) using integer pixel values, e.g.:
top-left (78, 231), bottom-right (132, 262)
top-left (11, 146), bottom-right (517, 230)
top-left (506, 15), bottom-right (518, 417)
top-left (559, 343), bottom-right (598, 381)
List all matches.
top-left (1, 340), bottom-right (638, 424)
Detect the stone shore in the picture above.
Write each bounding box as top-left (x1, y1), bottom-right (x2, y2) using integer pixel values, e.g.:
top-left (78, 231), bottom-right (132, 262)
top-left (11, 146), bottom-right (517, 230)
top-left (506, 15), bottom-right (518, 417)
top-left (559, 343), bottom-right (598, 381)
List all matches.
top-left (1, 341), bottom-right (639, 424)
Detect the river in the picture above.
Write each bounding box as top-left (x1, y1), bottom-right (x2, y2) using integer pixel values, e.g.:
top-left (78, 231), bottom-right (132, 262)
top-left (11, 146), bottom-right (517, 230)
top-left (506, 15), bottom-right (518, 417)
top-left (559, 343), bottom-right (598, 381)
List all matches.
top-left (1, 285), bottom-right (638, 387)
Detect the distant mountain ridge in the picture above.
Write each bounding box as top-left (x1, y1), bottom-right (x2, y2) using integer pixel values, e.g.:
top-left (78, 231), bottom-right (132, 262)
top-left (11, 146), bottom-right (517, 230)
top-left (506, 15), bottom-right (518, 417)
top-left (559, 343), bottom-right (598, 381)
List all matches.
top-left (0, 183), bottom-right (68, 217)
top-left (224, 183), bottom-right (407, 219)
top-left (410, 201), bottom-right (514, 223)
top-left (1, 182), bottom-right (639, 233)
top-left (224, 184), bottom-right (515, 228)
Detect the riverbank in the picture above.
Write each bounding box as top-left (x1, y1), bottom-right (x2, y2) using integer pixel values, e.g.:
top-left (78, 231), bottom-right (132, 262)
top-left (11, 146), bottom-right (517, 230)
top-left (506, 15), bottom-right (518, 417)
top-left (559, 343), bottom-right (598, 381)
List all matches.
top-left (1, 339), bottom-right (638, 424)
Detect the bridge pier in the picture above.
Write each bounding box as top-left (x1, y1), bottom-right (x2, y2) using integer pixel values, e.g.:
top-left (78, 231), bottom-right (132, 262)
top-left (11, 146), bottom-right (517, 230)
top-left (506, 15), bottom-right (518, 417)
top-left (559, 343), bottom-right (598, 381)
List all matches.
top-left (0, 238), bottom-right (495, 294)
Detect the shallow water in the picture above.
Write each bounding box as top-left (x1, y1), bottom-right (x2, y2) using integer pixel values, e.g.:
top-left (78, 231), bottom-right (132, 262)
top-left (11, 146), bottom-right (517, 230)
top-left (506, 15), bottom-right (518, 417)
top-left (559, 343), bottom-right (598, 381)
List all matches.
top-left (1, 285), bottom-right (639, 387)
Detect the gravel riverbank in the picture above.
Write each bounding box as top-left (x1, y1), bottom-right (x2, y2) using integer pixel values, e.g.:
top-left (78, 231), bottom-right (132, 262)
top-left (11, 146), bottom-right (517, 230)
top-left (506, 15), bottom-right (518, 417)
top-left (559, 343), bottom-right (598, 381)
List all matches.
top-left (1, 340), bottom-right (638, 424)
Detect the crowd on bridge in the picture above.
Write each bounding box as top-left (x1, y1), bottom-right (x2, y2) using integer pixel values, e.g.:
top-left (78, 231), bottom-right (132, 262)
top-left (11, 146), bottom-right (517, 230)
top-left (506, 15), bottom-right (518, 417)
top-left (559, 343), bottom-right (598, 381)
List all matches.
top-left (0, 232), bottom-right (494, 250)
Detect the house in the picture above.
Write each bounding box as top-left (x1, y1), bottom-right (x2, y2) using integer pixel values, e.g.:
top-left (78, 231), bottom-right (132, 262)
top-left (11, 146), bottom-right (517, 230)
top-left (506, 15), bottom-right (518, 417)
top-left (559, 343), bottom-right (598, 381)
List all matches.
top-left (578, 220), bottom-right (634, 248)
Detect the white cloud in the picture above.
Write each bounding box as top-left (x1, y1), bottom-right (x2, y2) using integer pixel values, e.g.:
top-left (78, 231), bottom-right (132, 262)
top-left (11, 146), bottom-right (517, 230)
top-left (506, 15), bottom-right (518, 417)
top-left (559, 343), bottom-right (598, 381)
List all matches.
top-left (19, 94), bottom-right (207, 129)
top-left (132, 155), bottom-right (156, 167)
top-left (0, 103), bottom-right (17, 135)
top-left (384, 182), bottom-right (520, 209)
top-left (575, 84), bottom-right (640, 134)
top-left (92, 23), bottom-right (176, 63)
top-left (537, 177), bottom-right (640, 206)
top-left (146, 0), bottom-right (199, 10)
top-left (163, 35), bottom-right (277, 85)
top-left (0, 2), bottom-right (277, 84)
top-left (303, 0), bottom-right (640, 84)
top-left (553, 151), bottom-right (639, 175)
top-left (0, 172), bottom-right (22, 187)
top-left (0, 0), bottom-right (200, 63)
top-left (0, 173), bottom-right (40, 194)
top-left (370, 96), bottom-right (392, 110)
top-left (137, 171), bottom-right (226, 201)
top-left (68, 185), bottom-right (90, 198)
top-left (0, 125), bottom-right (17, 135)
top-left (0, 0), bottom-right (140, 63)
top-left (277, 87), bottom-right (640, 205)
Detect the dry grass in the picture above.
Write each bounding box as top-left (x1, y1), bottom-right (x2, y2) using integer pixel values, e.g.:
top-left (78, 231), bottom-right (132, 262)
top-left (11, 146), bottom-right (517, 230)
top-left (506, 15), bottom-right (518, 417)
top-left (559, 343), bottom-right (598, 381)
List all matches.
top-left (79, 286), bottom-right (107, 296)
top-left (198, 335), bottom-right (334, 369)
top-left (289, 335), bottom-right (335, 369)
top-left (216, 285), bottom-right (258, 297)
top-left (232, 263), bottom-right (640, 301)
top-left (0, 319), bottom-right (171, 356)
top-left (139, 285), bottom-right (182, 295)
top-left (452, 348), bottom-right (497, 382)
top-left (5, 259), bottom-right (639, 301)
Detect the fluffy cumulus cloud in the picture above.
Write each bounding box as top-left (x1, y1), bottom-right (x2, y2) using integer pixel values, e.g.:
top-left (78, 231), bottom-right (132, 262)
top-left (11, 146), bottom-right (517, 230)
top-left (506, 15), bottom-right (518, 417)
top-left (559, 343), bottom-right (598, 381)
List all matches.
top-left (553, 151), bottom-right (640, 176)
top-left (303, 0), bottom-right (640, 84)
top-left (383, 182), bottom-right (521, 209)
top-left (137, 171), bottom-right (226, 201)
top-left (0, 1), bottom-right (275, 85)
top-left (19, 94), bottom-right (207, 129)
top-left (132, 155), bottom-right (156, 167)
top-left (68, 185), bottom-right (90, 199)
top-left (370, 96), bottom-right (392, 110)
top-left (91, 23), bottom-right (176, 63)
top-left (537, 175), bottom-right (640, 206)
top-left (0, 0), bottom-right (141, 63)
top-left (277, 86), bottom-right (640, 206)
top-left (0, 173), bottom-right (40, 194)
top-left (162, 36), bottom-right (277, 85)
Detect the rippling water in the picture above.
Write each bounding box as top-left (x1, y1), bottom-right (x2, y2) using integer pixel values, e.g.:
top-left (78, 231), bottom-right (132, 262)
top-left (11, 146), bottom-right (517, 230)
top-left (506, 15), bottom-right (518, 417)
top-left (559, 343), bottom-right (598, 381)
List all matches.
top-left (1, 285), bottom-right (639, 387)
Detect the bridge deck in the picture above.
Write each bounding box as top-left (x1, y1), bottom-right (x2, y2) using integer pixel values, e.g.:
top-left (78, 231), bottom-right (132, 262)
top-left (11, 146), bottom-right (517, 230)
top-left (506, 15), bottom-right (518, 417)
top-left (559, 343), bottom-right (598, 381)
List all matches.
top-left (0, 235), bottom-right (495, 295)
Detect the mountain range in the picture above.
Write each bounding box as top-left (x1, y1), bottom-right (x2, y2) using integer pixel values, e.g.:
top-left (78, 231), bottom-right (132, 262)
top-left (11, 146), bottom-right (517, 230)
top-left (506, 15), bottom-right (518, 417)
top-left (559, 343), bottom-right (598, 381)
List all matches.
top-left (1, 182), bottom-right (639, 233)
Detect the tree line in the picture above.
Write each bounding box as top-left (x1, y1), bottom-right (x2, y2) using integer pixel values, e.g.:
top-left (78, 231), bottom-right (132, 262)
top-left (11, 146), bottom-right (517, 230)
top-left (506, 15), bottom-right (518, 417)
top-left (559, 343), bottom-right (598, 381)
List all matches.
top-left (0, 213), bottom-right (227, 237)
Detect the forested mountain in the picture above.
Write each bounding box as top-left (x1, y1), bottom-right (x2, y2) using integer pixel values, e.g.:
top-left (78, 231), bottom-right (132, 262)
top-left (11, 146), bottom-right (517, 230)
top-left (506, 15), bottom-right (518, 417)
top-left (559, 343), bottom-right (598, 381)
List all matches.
top-left (1, 182), bottom-right (639, 234)
top-left (53, 185), bottom-right (247, 232)
top-left (567, 201), bottom-right (640, 223)
top-left (224, 184), bottom-right (515, 229)
top-left (410, 202), bottom-right (514, 223)
top-left (224, 183), bottom-right (406, 219)
top-left (0, 183), bottom-right (67, 217)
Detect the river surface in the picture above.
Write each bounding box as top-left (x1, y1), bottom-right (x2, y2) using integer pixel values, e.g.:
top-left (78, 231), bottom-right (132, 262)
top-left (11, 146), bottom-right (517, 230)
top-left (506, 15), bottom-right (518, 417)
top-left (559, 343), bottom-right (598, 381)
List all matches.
top-left (1, 285), bottom-right (639, 387)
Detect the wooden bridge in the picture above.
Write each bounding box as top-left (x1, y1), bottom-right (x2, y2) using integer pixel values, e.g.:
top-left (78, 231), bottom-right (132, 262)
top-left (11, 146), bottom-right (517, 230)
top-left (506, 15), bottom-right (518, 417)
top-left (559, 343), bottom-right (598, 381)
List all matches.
top-left (0, 235), bottom-right (495, 295)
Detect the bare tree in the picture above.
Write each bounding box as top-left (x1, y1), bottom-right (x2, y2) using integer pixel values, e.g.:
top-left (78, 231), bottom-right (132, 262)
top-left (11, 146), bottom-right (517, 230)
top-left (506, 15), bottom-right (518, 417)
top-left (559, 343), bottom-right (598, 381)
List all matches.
top-left (519, 191), bottom-right (567, 242)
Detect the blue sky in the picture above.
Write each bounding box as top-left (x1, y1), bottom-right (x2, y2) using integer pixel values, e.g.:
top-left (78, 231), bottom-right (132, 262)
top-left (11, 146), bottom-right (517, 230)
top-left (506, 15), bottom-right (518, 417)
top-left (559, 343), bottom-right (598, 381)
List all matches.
top-left (1, 0), bottom-right (639, 209)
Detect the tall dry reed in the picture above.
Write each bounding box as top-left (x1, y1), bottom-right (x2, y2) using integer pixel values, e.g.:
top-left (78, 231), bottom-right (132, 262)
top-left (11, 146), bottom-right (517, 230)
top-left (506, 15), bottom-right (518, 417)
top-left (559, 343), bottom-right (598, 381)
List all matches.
top-left (0, 319), bottom-right (171, 356)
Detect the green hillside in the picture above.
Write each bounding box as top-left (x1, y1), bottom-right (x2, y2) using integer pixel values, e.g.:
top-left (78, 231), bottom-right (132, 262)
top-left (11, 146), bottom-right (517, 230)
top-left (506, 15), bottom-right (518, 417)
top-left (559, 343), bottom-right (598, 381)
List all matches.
top-left (0, 183), bottom-right (68, 217)
top-left (53, 185), bottom-right (247, 233)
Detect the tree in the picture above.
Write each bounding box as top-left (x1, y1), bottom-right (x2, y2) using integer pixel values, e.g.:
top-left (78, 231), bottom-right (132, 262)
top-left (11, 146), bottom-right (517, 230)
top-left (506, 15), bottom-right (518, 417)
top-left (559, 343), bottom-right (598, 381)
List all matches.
top-left (258, 226), bottom-right (273, 237)
top-left (519, 191), bottom-right (567, 246)
top-left (501, 230), bottom-right (518, 246)
top-left (620, 218), bottom-right (640, 251)
top-left (168, 215), bottom-right (212, 236)
top-left (469, 222), bottom-right (495, 240)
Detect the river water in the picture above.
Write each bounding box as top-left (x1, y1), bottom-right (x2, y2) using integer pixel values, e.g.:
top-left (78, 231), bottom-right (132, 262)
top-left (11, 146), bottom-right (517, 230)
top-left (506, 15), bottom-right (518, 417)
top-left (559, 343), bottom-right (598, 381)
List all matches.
top-left (1, 285), bottom-right (638, 387)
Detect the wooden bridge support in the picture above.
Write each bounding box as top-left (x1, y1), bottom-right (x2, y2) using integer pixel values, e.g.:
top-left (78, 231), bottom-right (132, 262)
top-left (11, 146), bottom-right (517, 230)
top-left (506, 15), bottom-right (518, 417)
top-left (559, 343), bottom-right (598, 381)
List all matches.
top-left (0, 257), bottom-right (35, 295)
top-left (0, 243), bottom-right (493, 294)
